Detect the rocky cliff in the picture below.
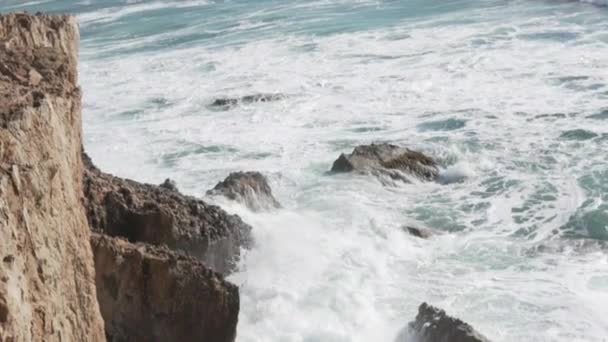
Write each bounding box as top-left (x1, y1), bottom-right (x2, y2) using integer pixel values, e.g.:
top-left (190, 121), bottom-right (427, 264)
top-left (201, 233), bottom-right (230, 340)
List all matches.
top-left (1, 13), bottom-right (243, 342)
top-left (82, 152), bottom-right (252, 275)
top-left (0, 13), bottom-right (105, 341)
top-left (91, 234), bottom-right (239, 342)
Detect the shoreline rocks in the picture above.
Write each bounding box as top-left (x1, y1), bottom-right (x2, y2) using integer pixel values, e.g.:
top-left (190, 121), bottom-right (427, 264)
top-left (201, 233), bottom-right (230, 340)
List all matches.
top-left (331, 143), bottom-right (439, 184)
top-left (2, 12), bottom-right (250, 342)
top-left (82, 152), bottom-right (252, 275)
top-left (407, 303), bottom-right (491, 342)
top-left (92, 234), bottom-right (239, 342)
top-left (207, 171), bottom-right (281, 211)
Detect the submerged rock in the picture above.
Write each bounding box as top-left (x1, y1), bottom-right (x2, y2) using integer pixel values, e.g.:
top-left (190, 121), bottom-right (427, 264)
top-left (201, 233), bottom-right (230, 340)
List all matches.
top-left (403, 226), bottom-right (437, 239)
top-left (208, 171), bottom-right (281, 211)
top-left (83, 153), bottom-right (252, 275)
top-left (407, 303), bottom-right (491, 342)
top-left (331, 143), bottom-right (439, 183)
top-left (210, 93), bottom-right (285, 109)
top-left (0, 13), bottom-right (106, 341)
top-left (91, 234), bottom-right (239, 342)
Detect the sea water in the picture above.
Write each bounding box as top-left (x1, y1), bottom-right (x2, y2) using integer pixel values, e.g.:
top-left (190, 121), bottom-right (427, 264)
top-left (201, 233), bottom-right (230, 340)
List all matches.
top-left (2, 0), bottom-right (608, 341)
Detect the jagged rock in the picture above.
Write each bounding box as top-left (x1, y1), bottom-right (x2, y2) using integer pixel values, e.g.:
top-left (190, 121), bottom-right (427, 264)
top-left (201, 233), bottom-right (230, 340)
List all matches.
top-left (210, 93), bottom-right (285, 109)
top-left (407, 303), bottom-right (491, 342)
top-left (403, 226), bottom-right (436, 239)
top-left (160, 178), bottom-right (178, 192)
top-left (0, 13), bottom-right (105, 341)
top-left (82, 152), bottom-right (252, 275)
top-left (207, 171), bottom-right (281, 211)
top-left (91, 233), bottom-right (239, 342)
top-left (331, 143), bottom-right (438, 184)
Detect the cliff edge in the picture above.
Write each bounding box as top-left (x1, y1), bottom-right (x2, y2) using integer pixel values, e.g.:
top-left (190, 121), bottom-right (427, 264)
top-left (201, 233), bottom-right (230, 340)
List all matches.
top-left (0, 13), bottom-right (105, 341)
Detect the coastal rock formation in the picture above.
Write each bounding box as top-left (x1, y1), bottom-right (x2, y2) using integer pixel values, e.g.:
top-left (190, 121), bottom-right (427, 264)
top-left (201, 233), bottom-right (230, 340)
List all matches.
top-left (407, 303), bottom-right (491, 342)
top-left (82, 152), bottom-right (252, 275)
top-left (331, 143), bottom-right (438, 184)
top-left (207, 171), bottom-right (281, 211)
top-left (0, 13), bottom-right (105, 341)
top-left (91, 234), bottom-right (239, 342)
top-left (210, 93), bottom-right (285, 109)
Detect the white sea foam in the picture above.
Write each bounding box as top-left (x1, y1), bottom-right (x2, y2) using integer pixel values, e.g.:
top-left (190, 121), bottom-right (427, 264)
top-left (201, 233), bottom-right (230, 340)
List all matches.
top-left (75, 0), bottom-right (608, 341)
top-left (78, 0), bottom-right (210, 27)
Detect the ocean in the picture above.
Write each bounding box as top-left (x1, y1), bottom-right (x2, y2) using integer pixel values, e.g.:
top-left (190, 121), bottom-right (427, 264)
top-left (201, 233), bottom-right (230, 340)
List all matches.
top-left (2, 0), bottom-right (607, 341)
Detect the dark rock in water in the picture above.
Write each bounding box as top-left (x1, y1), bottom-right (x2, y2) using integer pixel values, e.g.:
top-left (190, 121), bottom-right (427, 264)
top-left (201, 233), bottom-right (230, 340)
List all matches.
top-left (331, 143), bottom-right (438, 184)
top-left (210, 93), bottom-right (285, 108)
top-left (208, 171), bottom-right (281, 211)
top-left (91, 233), bottom-right (239, 342)
top-left (407, 303), bottom-right (491, 342)
top-left (160, 178), bottom-right (178, 192)
top-left (403, 226), bottom-right (436, 239)
top-left (83, 152), bottom-right (252, 275)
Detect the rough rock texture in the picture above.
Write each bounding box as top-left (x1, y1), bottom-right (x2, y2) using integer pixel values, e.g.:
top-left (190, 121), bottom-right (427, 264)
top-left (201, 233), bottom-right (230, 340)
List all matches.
top-left (331, 143), bottom-right (438, 184)
top-left (91, 233), bottom-right (239, 342)
top-left (0, 13), bottom-right (105, 341)
top-left (207, 171), bottom-right (281, 211)
top-left (408, 303), bottom-right (491, 342)
top-left (82, 153), bottom-right (252, 275)
top-left (210, 93), bottom-right (285, 109)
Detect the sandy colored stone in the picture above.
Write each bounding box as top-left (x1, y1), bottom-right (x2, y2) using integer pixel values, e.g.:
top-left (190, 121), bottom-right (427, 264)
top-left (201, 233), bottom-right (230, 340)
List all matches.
top-left (0, 13), bottom-right (105, 342)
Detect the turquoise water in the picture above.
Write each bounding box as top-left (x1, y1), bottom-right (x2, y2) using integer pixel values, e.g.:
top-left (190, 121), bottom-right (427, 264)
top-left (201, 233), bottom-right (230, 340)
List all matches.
top-left (2, 0), bottom-right (608, 341)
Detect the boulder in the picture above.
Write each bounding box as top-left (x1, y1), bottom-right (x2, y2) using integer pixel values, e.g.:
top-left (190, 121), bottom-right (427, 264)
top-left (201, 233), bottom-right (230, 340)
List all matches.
top-left (82, 153), bottom-right (252, 275)
top-left (407, 302), bottom-right (491, 342)
top-left (331, 143), bottom-right (438, 183)
top-left (210, 93), bottom-right (285, 109)
top-left (91, 233), bottom-right (239, 342)
top-left (207, 171), bottom-right (281, 211)
top-left (0, 13), bottom-right (105, 341)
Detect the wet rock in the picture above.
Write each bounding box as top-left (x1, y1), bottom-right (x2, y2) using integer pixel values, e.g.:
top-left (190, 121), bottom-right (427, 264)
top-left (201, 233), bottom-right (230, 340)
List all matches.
top-left (403, 226), bottom-right (436, 239)
top-left (207, 171), bottom-right (281, 211)
top-left (83, 152), bottom-right (252, 275)
top-left (331, 143), bottom-right (438, 184)
top-left (407, 303), bottom-right (491, 342)
top-left (159, 178), bottom-right (178, 192)
top-left (91, 233), bottom-right (239, 342)
top-left (210, 93), bottom-right (285, 109)
top-left (0, 13), bottom-right (105, 341)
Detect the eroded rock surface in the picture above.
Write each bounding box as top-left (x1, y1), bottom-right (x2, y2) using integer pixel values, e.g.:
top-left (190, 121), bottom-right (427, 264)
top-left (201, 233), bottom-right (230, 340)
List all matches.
top-left (208, 171), bottom-right (281, 211)
top-left (0, 13), bottom-right (105, 341)
top-left (82, 152), bottom-right (252, 274)
top-left (91, 233), bottom-right (239, 342)
top-left (407, 303), bottom-right (491, 342)
top-left (331, 143), bottom-right (438, 184)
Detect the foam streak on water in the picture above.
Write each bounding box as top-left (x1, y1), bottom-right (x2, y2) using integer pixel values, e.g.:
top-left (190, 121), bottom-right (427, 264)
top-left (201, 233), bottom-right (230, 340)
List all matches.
top-left (2, 0), bottom-right (608, 341)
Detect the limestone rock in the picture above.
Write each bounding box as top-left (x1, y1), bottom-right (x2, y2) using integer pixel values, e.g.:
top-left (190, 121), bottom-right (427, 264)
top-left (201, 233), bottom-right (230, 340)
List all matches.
top-left (82, 152), bottom-right (252, 275)
top-left (331, 143), bottom-right (438, 184)
top-left (0, 13), bottom-right (105, 342)
top-left (207, 171), bottom-right (281, 211)
top-left (91, 233), bottom-right (239, 342)
top-left (407, 303), bottom-right (491, 342)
